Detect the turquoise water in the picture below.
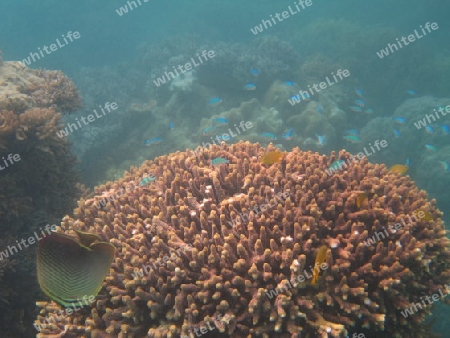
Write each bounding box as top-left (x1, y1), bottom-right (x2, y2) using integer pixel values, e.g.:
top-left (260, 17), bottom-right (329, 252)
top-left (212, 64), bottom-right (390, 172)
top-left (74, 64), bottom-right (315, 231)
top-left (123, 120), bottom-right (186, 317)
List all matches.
top-left (1, 0), bottom-right (449, 337)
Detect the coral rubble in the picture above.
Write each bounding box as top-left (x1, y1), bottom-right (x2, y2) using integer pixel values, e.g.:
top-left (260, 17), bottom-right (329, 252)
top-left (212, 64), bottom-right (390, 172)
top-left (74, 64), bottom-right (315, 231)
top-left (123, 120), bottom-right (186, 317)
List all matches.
top-left (35, 142), bottom-right (450, 337)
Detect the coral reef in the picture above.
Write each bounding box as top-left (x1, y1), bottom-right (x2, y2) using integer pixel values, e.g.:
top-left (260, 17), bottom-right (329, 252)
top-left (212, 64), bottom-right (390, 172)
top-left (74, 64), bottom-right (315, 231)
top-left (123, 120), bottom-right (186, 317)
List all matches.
top-left (64, 66), bottom-right (138, 185)
top-left (0, 61), bottom-right (81, 114)
top-left (0, 60), bottom-right (82, 223)
top-left (68, 35), bottom-right (352, 186)
top-left (35, 142), bottom-right (450, 337)
top-left (196, 36), bottom-right (299, 98)
top-left (29, 69), bottom-right (82, 113)
top-left (360, 96), bottom-right (450, 216)
top-left (291, 19), bottom-right (450, 112)
top-left (0, 56), bottom-right (83, 336)
top-left (137, 35), bottom-right (299, 95)
top-left (197, 98), bottom-right (282, 144)
top-left (285, 99), bottom-right (343, 150)
top-left (169, 71), bottom-right (197, 91)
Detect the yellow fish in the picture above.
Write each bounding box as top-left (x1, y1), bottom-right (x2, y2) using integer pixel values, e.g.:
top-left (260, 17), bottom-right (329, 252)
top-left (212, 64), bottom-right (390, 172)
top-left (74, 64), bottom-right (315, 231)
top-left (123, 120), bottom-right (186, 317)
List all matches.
top-left (261, 151), bottom-right (284, 165)
top-left (356, 192), bottom-right (368, 209)
top-left (389, 164), bottom-right (408, 175)
top-left (417, 209), bottom-right (433, 221)
top-left (37, 231), bottom-right (115, 307)
top-left (311, 245), bottom-right (328, 285)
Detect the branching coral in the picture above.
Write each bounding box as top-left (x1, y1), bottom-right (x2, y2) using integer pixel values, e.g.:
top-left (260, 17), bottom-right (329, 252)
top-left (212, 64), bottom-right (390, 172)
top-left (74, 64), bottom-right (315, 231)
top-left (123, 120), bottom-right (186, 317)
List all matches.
top-left (30, 70), bottom-right (82, 113)
top-left (34, 142), bottom-right (450, 337)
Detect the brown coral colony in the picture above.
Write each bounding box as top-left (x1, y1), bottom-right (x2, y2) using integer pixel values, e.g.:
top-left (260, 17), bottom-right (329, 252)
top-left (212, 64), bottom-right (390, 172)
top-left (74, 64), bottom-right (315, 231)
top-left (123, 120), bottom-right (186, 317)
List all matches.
top-left (35, 142), bottom-right (450, 337)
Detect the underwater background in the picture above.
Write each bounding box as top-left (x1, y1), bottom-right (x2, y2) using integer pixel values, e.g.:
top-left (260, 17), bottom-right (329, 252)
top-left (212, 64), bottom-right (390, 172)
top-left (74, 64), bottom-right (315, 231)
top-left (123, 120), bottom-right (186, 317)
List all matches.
top-left (1, 0), bottom-right (450, 337)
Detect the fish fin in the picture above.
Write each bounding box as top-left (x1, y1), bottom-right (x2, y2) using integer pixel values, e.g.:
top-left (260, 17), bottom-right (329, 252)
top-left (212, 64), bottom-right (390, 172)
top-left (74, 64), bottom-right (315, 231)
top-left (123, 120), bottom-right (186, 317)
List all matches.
top-left (75, 229), bottom-right (102, 247)
top-left (37, 233), bottom-right (115, 307)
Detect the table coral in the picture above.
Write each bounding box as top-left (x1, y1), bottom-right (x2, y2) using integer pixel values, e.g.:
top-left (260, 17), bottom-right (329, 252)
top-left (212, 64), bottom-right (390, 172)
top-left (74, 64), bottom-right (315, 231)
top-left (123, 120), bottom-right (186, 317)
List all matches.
top-left (35, 142), bottom-right (450, 337)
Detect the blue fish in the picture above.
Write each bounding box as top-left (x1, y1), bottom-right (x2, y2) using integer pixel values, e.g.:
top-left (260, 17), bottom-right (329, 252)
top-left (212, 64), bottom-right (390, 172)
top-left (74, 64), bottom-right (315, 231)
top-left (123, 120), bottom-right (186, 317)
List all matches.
top-left (317, 105), bottom-right (324, 114)
top-left (405, 158), bottom-right (410, 167)
top-left (202, 125), bottom-right (216, 136)
top-left (145, 137), bottom-right (163, 146)
top-left (169, 122), bottom-right (174, 130)
top-left (211, 157), bottom-right (229, 165)
top-left (208, 97), bottom-right (223, 106)
top-left (260, 132), bottom-right (277, 140)
top-left (354, 99), bottom-right (365, 108)
top-left (349, 106), bottom-right (363, 113)
top-left (139, 174), bottom-right (157, 186)
top-left (281, 128), bottom-right (294, 140)
top-left (364, 108), bottom-right (374, 114)
top-left (355, 88), bottom-right (364, 97)
top-left (425, 144), bottom-right (438, 152)
top-left (243, 83), bottom-right (256, 91)
top-left (425, 125), bottom-right (434, 134)
top-left (343, 135), bottom-right (361, 143)
top-left (442, 124), bottom-right (449, 135)
top-left (316, 134), bottom-right (326, 146)
top-left (250, 68), bottom-right (260, 76)
top-left (346, 129), bottom-right (360, 136)
top-left (406, 90), bottom-right (417, 96)
top-left (439, 161), bottom-right (450, 173)
top-left (283, 81), bottom-right (295, 86)
top-left (393, 129), bottom-right (401, 138)
top-left (212, 117), bottom-right (229, 125)
top-left (394, 117), bottom-right (406, 124)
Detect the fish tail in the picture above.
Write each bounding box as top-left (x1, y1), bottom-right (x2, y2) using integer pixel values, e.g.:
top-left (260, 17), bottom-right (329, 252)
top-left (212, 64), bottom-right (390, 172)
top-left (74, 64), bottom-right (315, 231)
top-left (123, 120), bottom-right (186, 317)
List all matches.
top-left (311, 273), bottom-right (317, 285)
